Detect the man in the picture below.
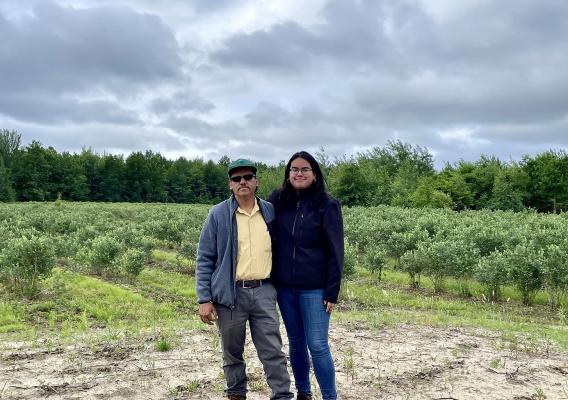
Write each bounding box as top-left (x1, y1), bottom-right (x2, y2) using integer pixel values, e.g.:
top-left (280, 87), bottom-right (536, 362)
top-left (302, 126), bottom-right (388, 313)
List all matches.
top-left (196, 158), bottom-right (293, 400)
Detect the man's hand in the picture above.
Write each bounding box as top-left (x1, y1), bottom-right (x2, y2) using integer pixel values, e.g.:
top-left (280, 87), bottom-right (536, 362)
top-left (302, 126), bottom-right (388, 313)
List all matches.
top-left (199, 302), bottom-right (218, 325)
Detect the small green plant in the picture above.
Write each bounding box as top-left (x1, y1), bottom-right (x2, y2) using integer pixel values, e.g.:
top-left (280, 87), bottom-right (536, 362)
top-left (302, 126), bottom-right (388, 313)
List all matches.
top-left (489, 357), bottom-right (504, 369)
top-left (248, 371), bottom-right (268, 392)
top-left (155, 337), bottom-right (172, 352)
top-left (184, 380), bottom-right (200, 392)
top-left (534, 386), bottom-right (545, 400)
top-left (343, 346), bottom-right (356, 382)
top-left (170, 380), bottom-right (200, 396)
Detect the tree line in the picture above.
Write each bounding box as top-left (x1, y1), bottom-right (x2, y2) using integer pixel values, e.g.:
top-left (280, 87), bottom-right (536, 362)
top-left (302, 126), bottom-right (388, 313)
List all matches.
top-left (1, 129), bottom-right (567, 212)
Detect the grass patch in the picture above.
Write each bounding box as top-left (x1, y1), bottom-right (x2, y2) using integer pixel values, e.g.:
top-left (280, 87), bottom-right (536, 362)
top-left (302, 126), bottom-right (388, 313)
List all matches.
top-left (0, 301), bottom-right (26, 333)
top-left (37, 268), bottom-right (178, 332)
top-left (359, 267), bottom-right (558, 307)
top-left (338, 277), bottom-right (568, 350)
top-left (1, 266), bottom-right (202, 339)
top-left (152, 249), bottom-right (178, 263)
top-left (151, 249), bottom-right (193, 273)
top-left (137, 268), bottom-right (197, 300)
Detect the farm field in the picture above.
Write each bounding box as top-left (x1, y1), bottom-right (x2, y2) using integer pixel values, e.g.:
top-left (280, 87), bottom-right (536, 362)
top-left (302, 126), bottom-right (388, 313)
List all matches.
top-left (1, 202), bottom-right (568, 399)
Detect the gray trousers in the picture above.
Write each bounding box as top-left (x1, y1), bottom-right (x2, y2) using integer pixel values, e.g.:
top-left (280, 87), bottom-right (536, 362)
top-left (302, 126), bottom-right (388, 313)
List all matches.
top-left (216, 283), bottom-right (293, 399)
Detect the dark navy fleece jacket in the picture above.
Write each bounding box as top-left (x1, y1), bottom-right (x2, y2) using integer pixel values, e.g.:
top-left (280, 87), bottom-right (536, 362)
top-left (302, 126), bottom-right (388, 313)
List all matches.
top-left (268, 189), bottom-right (344, 303)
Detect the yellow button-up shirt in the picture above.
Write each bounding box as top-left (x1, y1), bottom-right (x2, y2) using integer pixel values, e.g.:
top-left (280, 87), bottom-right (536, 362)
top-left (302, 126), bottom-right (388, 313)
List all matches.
top-left (235, 200), bottom-right (272, 280)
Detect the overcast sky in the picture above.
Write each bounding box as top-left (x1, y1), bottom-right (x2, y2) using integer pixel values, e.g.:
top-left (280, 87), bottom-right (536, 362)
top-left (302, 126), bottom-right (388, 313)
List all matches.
top-left (1, 0), bottom-right (567, 167)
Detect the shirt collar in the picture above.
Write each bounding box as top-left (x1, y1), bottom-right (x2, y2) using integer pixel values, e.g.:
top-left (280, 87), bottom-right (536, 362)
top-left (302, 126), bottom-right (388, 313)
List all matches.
top-left (236, 198), bottom-right (259, 216)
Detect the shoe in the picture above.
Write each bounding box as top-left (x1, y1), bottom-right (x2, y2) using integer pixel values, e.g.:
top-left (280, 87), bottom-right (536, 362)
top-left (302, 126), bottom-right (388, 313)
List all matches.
top-left (227, 395), bottom-right (245, 400)
top-left (297, 394), bottom-right (312, 400)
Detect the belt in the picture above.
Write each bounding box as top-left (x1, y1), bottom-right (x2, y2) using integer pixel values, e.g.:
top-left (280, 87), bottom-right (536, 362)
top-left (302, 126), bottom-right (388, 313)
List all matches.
top-left (236, 278), bottom-right (271, 289)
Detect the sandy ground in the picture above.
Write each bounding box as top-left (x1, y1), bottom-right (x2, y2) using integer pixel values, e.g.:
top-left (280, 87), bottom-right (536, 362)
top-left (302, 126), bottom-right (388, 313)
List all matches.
top-left (1, 321), bottom-right (567, 400)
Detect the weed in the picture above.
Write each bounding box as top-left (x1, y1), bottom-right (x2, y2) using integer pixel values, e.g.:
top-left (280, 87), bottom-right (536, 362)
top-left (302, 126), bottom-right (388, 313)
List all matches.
top-left (102, 327), bottom-right (122, 344)
top-left (184, 380), bottom-right (200, 392)
top-left (156, 337), bottom-right (172, 352)
top-left (248, 371), bottom-right (268, 392)
top-left (210, 330), bottom-right (220, 351)
top-left (534, 386), bottom-right (545, 400)
top-left (170, 380), bottom-right (201, 396)
top-left (489, 357), bottom-right (504, 369)
top-left (343, 346), bottom-right (356, 382)
top-left (79, 311), bottom-right (89, 331)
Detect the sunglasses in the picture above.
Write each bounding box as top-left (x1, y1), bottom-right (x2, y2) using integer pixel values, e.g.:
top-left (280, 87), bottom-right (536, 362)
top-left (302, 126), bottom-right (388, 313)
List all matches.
top-left (230, 173), bottom-right (256, 183)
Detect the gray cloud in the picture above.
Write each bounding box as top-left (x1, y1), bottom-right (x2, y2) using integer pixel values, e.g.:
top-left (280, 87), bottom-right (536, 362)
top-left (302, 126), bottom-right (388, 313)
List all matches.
top-left (1, 0), bottom-right (568, 167)
top-left (0, 2), bottom-right (182, 94)
top-left (150, 90), bottom-right (215, 115)
top-left (0, 1), bottom-right (185, 127)
top-left (0, 95), bottom-right (139, 125)
top-left (207, 0), bottom-right (568, 165)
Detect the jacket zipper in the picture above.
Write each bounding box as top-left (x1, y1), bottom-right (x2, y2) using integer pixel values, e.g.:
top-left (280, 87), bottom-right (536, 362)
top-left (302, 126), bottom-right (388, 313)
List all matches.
top-left (291, 200), bottom-right (300, 260)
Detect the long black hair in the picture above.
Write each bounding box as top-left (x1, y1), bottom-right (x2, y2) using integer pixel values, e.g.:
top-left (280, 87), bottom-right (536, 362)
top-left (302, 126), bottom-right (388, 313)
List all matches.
top-left (272, 151), bottom-right (327, 208)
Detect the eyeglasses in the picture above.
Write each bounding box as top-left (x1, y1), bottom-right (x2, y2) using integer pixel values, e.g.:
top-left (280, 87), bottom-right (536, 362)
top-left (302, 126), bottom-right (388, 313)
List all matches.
top-left (290, 167), bottom-right (313, 174)
top-left (230, 173), bottom-right (256, 183)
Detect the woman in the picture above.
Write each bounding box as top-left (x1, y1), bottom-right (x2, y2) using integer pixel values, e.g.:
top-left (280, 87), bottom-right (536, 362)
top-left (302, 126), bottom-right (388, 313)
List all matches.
top-left (268, 151), bottom-right (344, 400)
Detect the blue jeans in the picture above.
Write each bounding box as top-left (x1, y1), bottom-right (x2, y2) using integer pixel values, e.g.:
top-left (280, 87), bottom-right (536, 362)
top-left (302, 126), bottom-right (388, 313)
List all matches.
top-left (277, 288), bottom-right (337, 400)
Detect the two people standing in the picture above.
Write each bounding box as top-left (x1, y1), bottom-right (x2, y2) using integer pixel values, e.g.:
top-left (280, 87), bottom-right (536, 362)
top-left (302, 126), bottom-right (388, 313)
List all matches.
top-left (196, 152), bottom-right (344, 400)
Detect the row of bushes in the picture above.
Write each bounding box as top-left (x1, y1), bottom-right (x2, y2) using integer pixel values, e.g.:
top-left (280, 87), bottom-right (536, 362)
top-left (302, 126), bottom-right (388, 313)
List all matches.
top-left (2, 202), bottom-right (568, 309)
top-left (0, 202), bottom-right (208, 297)
top-left (344, 206), bottom-right (568, 308)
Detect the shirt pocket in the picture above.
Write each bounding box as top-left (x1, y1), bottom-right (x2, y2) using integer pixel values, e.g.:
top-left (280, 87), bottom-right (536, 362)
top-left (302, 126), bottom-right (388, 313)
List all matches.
top-left (262, 228), bottom-right (272, 253)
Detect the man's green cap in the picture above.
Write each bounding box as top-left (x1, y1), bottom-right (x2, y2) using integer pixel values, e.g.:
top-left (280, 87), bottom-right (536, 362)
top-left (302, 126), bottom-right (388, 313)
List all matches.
top-left (228, 158), bottom-right (257, 176)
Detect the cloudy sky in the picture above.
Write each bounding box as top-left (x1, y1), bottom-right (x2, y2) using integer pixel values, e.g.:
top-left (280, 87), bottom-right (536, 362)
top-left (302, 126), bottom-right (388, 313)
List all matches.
top-left (1, 0), bottom-right (567, 167)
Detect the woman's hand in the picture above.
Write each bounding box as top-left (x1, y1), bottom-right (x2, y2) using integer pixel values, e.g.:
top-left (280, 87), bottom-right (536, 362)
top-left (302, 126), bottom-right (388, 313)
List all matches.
top-left (323, 300), bottom-right (335, 314)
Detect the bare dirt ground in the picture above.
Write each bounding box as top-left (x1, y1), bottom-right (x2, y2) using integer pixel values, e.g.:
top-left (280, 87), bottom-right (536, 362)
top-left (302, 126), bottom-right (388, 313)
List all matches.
top-left (1, 321), bottom-right (567, 400)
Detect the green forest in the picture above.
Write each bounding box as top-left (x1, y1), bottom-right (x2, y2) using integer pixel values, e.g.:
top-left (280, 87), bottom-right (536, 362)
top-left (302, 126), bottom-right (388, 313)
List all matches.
top-left (1, 129), bottom-right (567, 212)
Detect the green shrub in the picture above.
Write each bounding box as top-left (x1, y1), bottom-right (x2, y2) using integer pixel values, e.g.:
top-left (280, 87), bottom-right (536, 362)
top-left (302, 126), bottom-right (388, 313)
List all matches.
top-left (364, 244), bottom-right (386, 281)
top-left (145, 219), bottom-right (185, 245)
top-left (475, 251), bottom-right (509, 301)
top-left (506, 242), bottom-right (543, 305)
top-left (384, 229), bottom-right (429, 265)
top-left (85, 236), bottom-right (123, 275)
top-left (343, 241), bottom-right (357, 278)
top-left (177, 228), bottom-right (200, 265)
top-left (541, 244), bottom-right (568, 309)
top-left (117, 249), bottom-right (146, 276)
top-left (400, 247), bottom-right (428, 288)
top-left (0, 235), bottom-right (55, 297)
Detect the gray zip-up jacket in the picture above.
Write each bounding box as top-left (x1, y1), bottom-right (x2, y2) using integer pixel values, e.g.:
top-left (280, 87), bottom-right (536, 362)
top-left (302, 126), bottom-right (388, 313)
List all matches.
top-left (195, 195), bottom-right (275, 308)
